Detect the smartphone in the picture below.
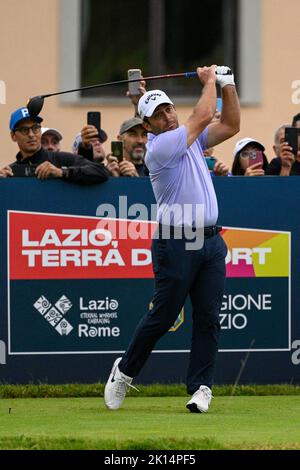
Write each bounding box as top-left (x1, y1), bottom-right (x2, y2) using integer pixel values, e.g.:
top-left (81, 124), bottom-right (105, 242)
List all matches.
top-left (87, 111), bottom-right (101, 136)
top-left (285, 127), bottom-right (298, 156)
top-left (128, 69), bottom-right (142, 95)
top-left (248, 150), bottom-right (263, 167)
top-left (111, 141), bottom-right (123, 162)
top-left (205, 156), bottom-right (216, 171)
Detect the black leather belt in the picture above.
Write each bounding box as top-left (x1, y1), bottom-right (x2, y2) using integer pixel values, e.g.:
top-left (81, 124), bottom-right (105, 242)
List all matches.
top-left (204, 226), bottom-right (222, 238)
top-left (157, 224), bottom-right (222, 238)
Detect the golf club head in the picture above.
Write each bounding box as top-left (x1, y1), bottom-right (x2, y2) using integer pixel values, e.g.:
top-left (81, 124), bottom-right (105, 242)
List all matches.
top-left (27, 95), bottom-right (44, 117)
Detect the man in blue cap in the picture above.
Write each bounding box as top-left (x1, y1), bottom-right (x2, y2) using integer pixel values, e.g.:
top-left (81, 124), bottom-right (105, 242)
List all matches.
top-left (0, 107), bottom-right (108, 184)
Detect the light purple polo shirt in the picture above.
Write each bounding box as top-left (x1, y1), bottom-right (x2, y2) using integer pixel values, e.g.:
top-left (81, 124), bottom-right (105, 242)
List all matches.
top-left (145, 125), bottom-right (218, 227)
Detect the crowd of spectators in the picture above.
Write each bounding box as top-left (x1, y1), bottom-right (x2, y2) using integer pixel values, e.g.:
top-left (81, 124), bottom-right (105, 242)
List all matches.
top-left (1, 78), bottom-right (300, 182)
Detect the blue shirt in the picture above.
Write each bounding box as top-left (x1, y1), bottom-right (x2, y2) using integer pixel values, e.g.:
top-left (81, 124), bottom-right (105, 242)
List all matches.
top-left (145, 125), bottom-right (218, 227)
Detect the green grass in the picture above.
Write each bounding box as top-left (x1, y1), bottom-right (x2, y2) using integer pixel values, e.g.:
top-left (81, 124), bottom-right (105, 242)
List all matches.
top-left (1, 383), bottom-right (300, 398)
top-left (0, 396), bottom-right (299, 450)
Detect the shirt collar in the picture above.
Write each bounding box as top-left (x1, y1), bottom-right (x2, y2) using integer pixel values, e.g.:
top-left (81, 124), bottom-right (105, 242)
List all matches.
top-left (16, 146), bottom-right (43, 163)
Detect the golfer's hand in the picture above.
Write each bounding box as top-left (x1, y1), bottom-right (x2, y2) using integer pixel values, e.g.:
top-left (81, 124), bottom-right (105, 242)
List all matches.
top-left (244, 163), bottom-right (265, 176)
top-left (119, 160), bottom-right (139, 177)
top-left (81, 125), bottom-right (99, 148)
top-left (106, 154), bottom-right (121, 177)
top-left (215, 66), bottom-right (235, 88)
top-left (197, 65), bottom-right (217, 86)
top-left (35, 161), bottom-right (63, 180)
top-left (0, 165), bottom-right (14, 178)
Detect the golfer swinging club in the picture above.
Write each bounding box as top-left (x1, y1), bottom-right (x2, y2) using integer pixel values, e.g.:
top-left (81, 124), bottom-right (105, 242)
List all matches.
top-left (105, 65), bottom-right (240, 413)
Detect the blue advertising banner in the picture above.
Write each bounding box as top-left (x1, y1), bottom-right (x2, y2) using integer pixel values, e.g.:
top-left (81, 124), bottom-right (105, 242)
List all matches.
top-left (0, 177), bottom-right (300, 384)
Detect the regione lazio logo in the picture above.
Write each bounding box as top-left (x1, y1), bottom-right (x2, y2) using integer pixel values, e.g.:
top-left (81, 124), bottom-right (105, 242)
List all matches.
top-left (34, 295), bottom-right (73, 336)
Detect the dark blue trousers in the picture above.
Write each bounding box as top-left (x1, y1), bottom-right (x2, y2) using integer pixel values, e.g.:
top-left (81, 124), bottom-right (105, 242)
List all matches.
top-left (120, 230), bottom-right (227, 394)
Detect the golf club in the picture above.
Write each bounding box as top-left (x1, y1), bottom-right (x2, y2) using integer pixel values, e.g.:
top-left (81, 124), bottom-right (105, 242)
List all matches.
top-left (27, 68), bottom-right (232, 117)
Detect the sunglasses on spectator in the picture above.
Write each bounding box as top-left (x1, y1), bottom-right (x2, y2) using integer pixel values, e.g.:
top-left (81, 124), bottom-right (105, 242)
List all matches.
top-left (14, 124), bottom-right (42, 136)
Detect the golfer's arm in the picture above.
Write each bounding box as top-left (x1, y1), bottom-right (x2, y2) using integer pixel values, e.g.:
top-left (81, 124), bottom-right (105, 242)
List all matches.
top-left (185, 80), bottom-right (216, 148)
top-left (207, 86), bottom-right (240, 148)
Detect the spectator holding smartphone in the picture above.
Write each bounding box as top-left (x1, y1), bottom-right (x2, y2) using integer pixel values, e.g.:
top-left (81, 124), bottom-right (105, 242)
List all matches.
top-left (266, 124), bottom-right (300, 176)
top-left (231, 137), bottom-right (268, 176)
top-left (72, 130), bottom-right (107, 164)
top-left (0, 107), bottom-right (108, 185)
top-left (106, 71), bottom-right (148, 177)
top-left (203, 147), bottom-right (230, 176)
top-left (106, 117), bottom-right (148, 177)
top-left (74, 118), bottom-right (108, 164)
top-left (126, 70), bottom-right (146, 117)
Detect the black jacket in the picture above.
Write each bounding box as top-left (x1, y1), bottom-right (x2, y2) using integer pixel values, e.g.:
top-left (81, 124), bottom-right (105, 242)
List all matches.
top-left (77, 143), bottom-right (149, 177)
top-left (266, 157), bottom-right (300, 176)
top-left (10, 147), bottom-right (109, 185)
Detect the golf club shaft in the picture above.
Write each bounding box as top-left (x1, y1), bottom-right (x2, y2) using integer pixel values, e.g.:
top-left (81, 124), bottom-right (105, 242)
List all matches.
top-left (42, 70), bottom-right (230, 99)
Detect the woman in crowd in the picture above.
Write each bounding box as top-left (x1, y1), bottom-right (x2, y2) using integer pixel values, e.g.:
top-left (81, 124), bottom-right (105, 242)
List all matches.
top-left (231, 137), bottom-right (269, 176)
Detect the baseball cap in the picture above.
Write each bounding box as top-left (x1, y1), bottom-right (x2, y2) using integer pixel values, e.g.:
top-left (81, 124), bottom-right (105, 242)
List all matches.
top-left (233, 137), bottom-right (265, 158)
top-left (138, 90), bottom-right (174, 120)
top-left (86, 127), bottom-right (107, 143)
top-left (9, 106), bottom-right (43, 131)
top-left (41, 127), bottom-right (63, 141)
top-left (119, 117), bottom-right (144, 135)
top-left (97, 128), bottom-right (108, 143)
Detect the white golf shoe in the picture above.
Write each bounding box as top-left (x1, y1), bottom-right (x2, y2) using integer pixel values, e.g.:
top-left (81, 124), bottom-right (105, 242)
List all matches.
top-left (186, 385), bottom-right (213, 413)
top-left (104, 357), bottom-right (138, 410)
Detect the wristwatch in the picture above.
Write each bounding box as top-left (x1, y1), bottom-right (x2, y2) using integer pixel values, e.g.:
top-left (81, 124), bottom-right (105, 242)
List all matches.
top-left (61, 167), bottom-right (69, 179)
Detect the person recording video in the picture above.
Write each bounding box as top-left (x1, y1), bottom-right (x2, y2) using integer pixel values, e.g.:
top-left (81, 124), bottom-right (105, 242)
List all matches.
top-left (0, 107), bottom-right (109, 185)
